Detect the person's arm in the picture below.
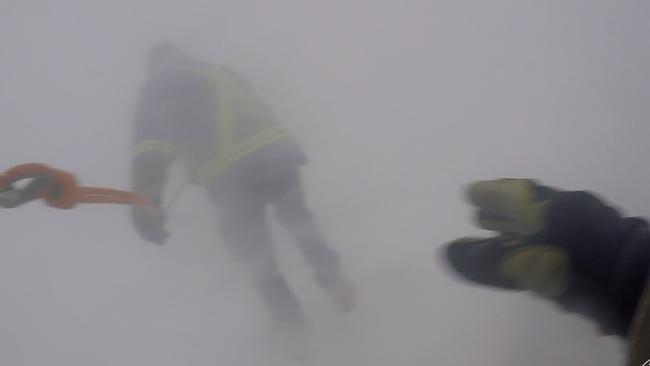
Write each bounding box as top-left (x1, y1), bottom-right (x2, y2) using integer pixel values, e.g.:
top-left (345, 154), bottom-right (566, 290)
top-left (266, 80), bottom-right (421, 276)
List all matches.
top-left (131, 75), bottom-right (181, 205)
top-left (131, 67), bottom-right (217, 202)
top-left (130, 70), bottom-right (194, 244)
top-left (130, 67), bottom-right (217, 244)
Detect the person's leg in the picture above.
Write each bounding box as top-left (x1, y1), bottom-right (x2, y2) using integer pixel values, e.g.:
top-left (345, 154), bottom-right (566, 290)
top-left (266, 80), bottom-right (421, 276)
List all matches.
top-left (214, 194), bottom-right (306, 325)
top-left (272, 169), bottom-right (356, 313)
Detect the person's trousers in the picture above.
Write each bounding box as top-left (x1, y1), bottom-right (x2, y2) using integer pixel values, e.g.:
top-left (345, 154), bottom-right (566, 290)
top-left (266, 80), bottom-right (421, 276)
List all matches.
top-left (210, 166), bottom-right (342, 324)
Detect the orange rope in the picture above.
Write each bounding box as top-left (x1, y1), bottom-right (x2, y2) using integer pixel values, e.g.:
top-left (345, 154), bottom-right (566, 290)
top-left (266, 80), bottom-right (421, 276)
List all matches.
top-left (78, 186), bottom-right (152, 206)
top-left (0, 163), bottom-right (152, 209)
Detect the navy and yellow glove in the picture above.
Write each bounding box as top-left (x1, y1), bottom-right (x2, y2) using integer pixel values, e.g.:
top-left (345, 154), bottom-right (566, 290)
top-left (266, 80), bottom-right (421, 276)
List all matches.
top-left (443, 179), bottom-right (567, 297)
top-left (445, 236), bottom-right (569, 299)
top-left (442, 179), bottom-right (649, 337)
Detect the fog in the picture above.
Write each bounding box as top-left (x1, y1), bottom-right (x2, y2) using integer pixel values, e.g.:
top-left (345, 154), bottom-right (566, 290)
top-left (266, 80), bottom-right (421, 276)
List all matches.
top-left (1, 1), bottom-right (649, 365)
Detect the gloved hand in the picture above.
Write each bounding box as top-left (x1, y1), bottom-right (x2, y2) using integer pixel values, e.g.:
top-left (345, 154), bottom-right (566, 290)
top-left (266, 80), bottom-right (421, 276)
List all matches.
top-left (444, 179), bottom-right (566, 297)
top-left (444, 236), bottom-right (569, 299)
top-left (466, 178), bottom-right (557, 236)
top-left (131, 204), bottom-right (169, 244)
top-left (441, 178), bottom-right (650, 339)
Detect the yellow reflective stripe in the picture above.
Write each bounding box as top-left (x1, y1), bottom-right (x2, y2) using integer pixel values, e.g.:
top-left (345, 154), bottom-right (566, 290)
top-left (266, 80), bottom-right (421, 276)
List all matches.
top-left (231, 126), bottom-right (289, 158)
top-left (198, 127), bottom-right (291, 185)
top-left (133, 140), bottom-right (177, 156)
top-left (178, 66), bottom-right (238, 159)
top-left (212, 68), bottom-right (236, 157)
top-left (181, 65), bottom-right (291, 186)
top-left (216, 107), bottom-right (235, 157)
